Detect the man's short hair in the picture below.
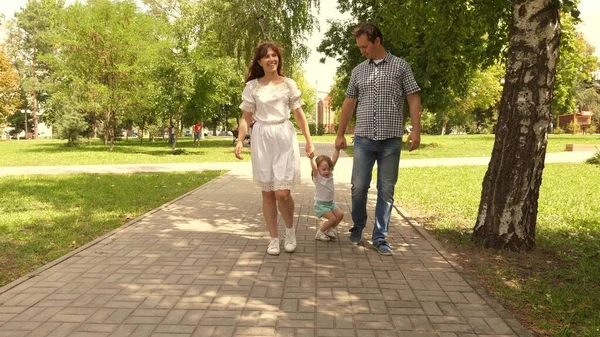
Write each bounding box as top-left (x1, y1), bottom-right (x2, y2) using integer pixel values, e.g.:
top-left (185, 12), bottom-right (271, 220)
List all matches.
top-left (353, 23), bottom-right (383, 44)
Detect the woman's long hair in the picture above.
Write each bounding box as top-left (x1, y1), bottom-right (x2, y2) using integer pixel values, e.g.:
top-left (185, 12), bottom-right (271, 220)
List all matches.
top-left (245, 41), bottom-right (284, 83)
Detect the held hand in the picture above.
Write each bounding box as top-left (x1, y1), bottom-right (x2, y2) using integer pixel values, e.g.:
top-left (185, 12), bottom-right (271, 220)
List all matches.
top-left (334, 135), bottom-right (347, 150)
top-left (305, 142), bottom-right (315, 159)
top-left (234, 141), bottom-right (244, 160)
top-left (407, 132), bottom-right (421, 152)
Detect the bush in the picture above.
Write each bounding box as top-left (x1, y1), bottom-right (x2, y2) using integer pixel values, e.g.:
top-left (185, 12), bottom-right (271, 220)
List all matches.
top-left (55, 110), bottom-right (88, 146)
top-left (585, 148), bottom-right (600, 165)
top-left (567, 121), bottom-right (580, 134)
top-left (552, 126), bottom-right (565, 134)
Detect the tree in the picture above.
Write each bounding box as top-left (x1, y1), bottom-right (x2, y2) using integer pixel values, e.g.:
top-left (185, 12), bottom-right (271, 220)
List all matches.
top-left (48, 0), bottom-right (168, 150)
top-left (0, 50), bottom-right (22, 124)
top-left (473, 0), bottom-right (562, 250)
top-left (552, 14), bottom-right (598, 116)
top-left (9, 0), bottom-right (64, 139)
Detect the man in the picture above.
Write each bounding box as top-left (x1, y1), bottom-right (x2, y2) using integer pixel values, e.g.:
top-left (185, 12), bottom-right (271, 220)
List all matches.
top-left (193, 122), bottom-right (202, 146)
top-left (335, 23), bottom-right (422, 256)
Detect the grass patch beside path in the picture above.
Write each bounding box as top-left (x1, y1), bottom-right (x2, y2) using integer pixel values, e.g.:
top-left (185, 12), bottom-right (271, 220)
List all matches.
top-left (0, 138), bottom-right (247, 166)
top-left (0, 171), bottom-right (223, 287)
top-left (339, 134), bottom-right (600, 159)
top-left (396, 163), bottom-right (600, 336)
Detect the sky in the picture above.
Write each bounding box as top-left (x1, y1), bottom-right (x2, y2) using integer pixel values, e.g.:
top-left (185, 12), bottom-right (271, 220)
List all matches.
top-left (2, 0), bottom-right (599, 93)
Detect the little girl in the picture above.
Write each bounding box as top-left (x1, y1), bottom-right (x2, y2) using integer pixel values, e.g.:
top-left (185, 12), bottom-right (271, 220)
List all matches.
top-left (310, 148), bottom-right (344, 241)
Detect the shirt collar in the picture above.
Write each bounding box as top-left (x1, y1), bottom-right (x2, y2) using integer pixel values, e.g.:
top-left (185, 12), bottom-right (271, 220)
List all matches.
top-left (369, 52), bottom-right (392, 65)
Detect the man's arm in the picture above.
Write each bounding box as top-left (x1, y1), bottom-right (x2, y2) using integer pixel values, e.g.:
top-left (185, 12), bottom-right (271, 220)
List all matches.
top-left (406, 93), bottom-right (421, 151)
top-left (335, 97), bottom-right (357, 150)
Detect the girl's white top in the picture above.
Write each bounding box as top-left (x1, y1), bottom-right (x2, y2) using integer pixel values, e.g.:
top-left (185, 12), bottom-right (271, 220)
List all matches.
top-left (313, 172), bottom-right (334, 202)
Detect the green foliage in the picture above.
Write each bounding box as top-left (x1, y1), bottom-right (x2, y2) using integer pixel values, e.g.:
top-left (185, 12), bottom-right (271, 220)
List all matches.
top-left (0, 51), bottom-right (22, 123)
top-left (54, 108), bottom-right (88, 145)
top-left (585, 148), bottom-right (600, 165)
top-left (552, 14), bottom-right (599, 116)
top-left (553, 126), bottom-right (565, 135)
top-left (567, 121), bottom-right (580, 134)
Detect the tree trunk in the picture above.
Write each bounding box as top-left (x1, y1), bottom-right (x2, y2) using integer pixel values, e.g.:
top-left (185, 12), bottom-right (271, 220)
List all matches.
top-left (473, 0), bottom-right (560, 251)
top-left (32, 92), bottom-right (39, 139)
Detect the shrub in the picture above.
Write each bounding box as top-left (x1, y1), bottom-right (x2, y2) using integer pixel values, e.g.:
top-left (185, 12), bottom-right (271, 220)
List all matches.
top-left (55, 110), bottom-right (88, 146)
top-left (585, 148), bottom-right (600, 165)
top-left (552, 126), bottom-right (565, 134)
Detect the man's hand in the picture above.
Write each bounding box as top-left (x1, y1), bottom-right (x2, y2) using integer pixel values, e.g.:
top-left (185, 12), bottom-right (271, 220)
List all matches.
top-left (335, 135), bottom-right (347, 150)
top-left (407, 131), bottom-right (420, 152)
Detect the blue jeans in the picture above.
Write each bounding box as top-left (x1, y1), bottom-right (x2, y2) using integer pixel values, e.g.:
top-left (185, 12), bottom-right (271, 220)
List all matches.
top-left (351, 136), bottom-right (401, 245)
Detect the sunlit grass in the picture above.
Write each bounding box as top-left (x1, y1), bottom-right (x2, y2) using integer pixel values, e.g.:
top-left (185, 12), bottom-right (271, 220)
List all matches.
top-left (0, 171), bottom-right (223, 287)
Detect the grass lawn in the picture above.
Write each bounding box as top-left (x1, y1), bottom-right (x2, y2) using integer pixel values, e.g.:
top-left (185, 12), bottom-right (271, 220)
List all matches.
top-left (395, 163), bottom-right (600, 336)
top-left (0, 171), bottom-right (223, 287)
top-left (1, 134), bottom-right (598, 166)
top-left (344, 134), bottom-right (600, 159)
top-left (0, 137), bottom-right (248, 166)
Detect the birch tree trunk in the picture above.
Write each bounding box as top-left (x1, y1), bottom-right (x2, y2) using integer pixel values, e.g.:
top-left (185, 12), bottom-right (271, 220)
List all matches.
top-left (473, 0), bottom-right (560, 251)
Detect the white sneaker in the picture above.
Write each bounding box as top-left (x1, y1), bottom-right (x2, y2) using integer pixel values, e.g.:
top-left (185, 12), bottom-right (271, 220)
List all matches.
top-left (267, 238), bottom-right (280, 255)
top-left (315, 230), bottom-right (331, 242)
top-left (284, 227), bottom-right (297, 253)
top-left (324, 228), bottom-right (337, 240)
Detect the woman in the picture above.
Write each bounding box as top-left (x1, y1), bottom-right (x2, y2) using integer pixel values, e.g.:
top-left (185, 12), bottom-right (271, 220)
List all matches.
top-left (235, 41), bottom-right (315, 255)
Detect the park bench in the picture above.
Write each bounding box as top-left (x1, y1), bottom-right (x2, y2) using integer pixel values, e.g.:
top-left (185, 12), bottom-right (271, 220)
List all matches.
top-left (565, 144), bottom-right (600, 151)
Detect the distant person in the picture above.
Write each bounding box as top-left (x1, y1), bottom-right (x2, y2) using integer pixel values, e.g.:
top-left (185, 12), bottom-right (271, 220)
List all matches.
top-left (168, 124), bottom-right (175, 144)
top-left (310, 147), bottom-right (344, 241)
top-left (193, 122), bottom-right (201, 146)
top-left (335, 23), bottom-right (422, 256)
top-left (235, 41), bottom-right (315, 255)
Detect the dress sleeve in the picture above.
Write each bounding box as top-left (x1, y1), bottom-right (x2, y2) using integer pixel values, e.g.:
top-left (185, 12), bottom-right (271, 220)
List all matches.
top-left (239, 81), bottom-right (256, 113)
top-left (288, 78), bottom-right (303, 110)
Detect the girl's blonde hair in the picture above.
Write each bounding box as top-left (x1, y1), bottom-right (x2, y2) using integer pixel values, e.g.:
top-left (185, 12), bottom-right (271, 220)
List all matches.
top-left (311, 155), bottom-right (333, 178)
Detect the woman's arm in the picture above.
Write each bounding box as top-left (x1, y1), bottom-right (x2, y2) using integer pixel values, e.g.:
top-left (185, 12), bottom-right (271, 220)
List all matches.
top-left (292, 107), bottom-right (314, 158)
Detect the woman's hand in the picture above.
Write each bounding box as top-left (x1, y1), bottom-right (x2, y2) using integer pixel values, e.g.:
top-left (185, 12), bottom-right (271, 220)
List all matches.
top-left (234, 141), bottom-right (244, 160)
top-left (305, 142), bottom-right (315, 159)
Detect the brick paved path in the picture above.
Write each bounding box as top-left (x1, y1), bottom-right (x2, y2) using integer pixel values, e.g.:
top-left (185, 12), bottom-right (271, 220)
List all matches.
top-left (0, 162), bottom-right (531, 337)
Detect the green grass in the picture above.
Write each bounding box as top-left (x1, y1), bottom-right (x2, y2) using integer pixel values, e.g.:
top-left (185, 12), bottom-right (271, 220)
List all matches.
top-left (0, 171), bottom-right (223, 287)
top-left (0, 137), bottom-right (249, 166)
top-left (395, 163), bottom-right (600, 336)
top-left (345, 134), bottom-right (600, 159)
top-left (2, 134), bottom-right (599, 166)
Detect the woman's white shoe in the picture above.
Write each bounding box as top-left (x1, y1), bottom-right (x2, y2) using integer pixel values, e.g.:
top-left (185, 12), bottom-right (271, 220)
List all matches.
top-left (284, 227), bottom-right (297, 253)
top-left (267, 238), bottom-right (280, 255)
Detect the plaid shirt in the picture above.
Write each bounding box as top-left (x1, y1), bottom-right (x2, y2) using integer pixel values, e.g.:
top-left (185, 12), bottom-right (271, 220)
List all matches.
top-left (346, 53), bottom-right (420, 140)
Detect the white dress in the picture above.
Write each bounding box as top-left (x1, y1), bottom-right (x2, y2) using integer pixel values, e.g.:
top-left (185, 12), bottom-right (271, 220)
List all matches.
top-left (239, 77), bottom-right (303, 191)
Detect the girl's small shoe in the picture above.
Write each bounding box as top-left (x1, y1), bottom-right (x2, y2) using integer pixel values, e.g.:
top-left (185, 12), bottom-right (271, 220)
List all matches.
top-left (324, 228), bottom-right (337, 240)
top-left (315, 230), bottom-right (331, 241)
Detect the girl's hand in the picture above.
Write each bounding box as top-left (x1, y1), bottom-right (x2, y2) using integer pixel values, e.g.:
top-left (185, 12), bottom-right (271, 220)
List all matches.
top-left (234, 141), bottom-right (244, 160)
top-left (305, 142), bottom-right (315, 159)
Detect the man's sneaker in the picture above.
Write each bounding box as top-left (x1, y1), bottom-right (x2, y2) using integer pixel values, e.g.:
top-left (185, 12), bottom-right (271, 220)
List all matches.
top-left (324, 228), bottom-right (337, 240)
top-left (284, 227), bottom-right (297, 253)
top-left (267, 238), bottom-right (280, 255)
top-left (374, 241), bottom-right (393, 256)
top-left (315, 230), bottom-right (331, 241)
top-left (349, 228), bottom-right (363, 245)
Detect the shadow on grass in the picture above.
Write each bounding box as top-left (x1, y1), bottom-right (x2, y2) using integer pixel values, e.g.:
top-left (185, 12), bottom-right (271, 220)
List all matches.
top-left (424, 218), bottom-right (600, 337)
top-left (0, 171), bottom-right (224, 287)
top-left (19, 138), bottom-right (235, 156)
